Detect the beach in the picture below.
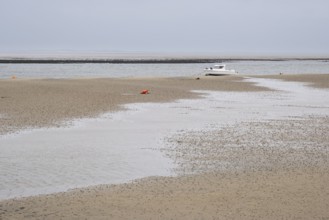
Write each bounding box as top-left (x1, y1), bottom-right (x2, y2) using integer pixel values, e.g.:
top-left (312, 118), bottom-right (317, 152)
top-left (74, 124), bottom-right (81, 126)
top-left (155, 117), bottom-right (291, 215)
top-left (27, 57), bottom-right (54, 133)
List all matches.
top-left (1, 74), bottom-right (329, 219)
top-left (0, 76), bottom-right (265, 136)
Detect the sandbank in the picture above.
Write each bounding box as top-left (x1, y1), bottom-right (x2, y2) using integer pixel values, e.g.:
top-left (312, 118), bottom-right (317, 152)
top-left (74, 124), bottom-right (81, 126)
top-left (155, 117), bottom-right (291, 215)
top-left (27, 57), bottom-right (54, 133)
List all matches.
top-left (0, 76), bottom-right (266, 135)
top-left (254, 73), bottom-right (329, 89)
top-left (1, 74), bottom-right (329, 219)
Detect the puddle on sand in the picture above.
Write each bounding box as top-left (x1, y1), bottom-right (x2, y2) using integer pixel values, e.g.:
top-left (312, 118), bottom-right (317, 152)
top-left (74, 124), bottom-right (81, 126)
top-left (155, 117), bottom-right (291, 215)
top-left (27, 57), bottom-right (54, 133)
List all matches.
top-left (1, 77), bottom-right (329, 200)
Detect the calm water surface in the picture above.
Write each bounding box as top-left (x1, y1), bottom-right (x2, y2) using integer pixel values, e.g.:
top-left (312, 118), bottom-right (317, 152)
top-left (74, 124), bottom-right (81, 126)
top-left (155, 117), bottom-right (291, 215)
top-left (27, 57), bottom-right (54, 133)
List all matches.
top-left (0, 60), bottom-right (329, 79)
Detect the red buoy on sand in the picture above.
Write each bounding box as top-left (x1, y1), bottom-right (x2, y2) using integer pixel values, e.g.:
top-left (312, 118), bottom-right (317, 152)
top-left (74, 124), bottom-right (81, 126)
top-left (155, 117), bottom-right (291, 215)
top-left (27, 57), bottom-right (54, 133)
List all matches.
top-left (140, 89), bottom-right (149, 94)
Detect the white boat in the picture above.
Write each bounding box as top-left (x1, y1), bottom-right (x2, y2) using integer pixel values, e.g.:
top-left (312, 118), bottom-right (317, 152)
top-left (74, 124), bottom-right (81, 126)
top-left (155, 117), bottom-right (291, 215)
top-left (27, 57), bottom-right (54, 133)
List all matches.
top-left (204, 64), bottom-right (237, 76)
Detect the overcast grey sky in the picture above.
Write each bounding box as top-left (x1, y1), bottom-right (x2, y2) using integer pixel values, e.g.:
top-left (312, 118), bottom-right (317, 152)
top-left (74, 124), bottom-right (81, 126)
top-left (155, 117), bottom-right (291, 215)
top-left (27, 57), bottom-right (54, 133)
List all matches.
top-left (1, 0), bottom-right (328, 56)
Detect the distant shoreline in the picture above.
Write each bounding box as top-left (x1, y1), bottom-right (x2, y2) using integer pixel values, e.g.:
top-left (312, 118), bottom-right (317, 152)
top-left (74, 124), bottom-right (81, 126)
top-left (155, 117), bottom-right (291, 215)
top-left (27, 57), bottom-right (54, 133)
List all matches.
top-left (1, 58), bottom-right (329, 64)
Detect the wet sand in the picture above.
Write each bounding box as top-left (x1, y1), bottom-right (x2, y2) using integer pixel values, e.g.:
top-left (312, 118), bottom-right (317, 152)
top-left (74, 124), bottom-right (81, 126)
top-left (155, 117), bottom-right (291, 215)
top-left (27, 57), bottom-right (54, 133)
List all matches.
top-left (255, 73), bottom-right (329, 89)
top-left (1, 74), bottom-right (329, 219)
top-left (2, 168), bottom-right (328, 220)
top-left (0, 76), bottom-right (265, 135)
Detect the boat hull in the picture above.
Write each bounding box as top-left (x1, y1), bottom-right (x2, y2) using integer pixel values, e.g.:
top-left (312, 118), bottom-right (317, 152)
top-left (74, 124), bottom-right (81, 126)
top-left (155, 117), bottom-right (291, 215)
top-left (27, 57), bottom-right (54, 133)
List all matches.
top-left (204, 70), bottom-right (237, 76)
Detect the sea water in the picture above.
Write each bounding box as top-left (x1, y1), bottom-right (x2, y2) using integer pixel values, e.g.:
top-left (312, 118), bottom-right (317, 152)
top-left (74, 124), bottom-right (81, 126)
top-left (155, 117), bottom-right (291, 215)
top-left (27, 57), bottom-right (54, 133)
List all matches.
top-left (0, 60), bottom-right (329, 79)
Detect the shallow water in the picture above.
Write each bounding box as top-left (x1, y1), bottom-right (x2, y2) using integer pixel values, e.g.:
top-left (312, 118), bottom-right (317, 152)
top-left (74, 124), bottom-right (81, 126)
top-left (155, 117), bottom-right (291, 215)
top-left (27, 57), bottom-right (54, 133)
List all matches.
top-left (0, 78), bottom-right (329, 200)
top-left (0, 60), bottom-right (329, 79)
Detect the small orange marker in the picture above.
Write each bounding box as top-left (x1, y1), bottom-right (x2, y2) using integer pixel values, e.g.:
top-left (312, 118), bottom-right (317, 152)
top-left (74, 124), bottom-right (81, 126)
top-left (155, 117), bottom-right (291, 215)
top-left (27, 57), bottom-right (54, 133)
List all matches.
top-left (12, 76), bottom-right (16, 79)
top-left (140, 89), bottom-right (149, 94)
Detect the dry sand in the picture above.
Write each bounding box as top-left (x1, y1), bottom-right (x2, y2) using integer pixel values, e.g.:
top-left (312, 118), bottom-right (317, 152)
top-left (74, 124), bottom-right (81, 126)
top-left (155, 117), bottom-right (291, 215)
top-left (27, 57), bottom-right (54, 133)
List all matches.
top-left (1, 74), bottom-right (329, 219)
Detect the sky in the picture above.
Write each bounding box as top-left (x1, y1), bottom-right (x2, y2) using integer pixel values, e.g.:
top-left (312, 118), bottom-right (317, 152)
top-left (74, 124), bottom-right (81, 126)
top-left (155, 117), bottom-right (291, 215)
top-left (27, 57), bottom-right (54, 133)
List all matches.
top-left (0, 0), bottom-right (329, 56)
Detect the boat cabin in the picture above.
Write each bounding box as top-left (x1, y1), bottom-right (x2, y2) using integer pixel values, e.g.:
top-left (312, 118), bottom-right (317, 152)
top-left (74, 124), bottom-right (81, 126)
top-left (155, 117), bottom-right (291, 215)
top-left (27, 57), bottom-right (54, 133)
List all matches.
top-left (213, 64), bottom-right (226, 70)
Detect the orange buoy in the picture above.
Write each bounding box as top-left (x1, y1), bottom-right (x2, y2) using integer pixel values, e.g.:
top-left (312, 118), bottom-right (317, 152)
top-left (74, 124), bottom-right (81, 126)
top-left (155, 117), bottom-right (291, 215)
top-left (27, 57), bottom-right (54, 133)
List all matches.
top-left (140, 89), bottom-right (149, 94)
top-left (12, 76), bottom-right (16, 79)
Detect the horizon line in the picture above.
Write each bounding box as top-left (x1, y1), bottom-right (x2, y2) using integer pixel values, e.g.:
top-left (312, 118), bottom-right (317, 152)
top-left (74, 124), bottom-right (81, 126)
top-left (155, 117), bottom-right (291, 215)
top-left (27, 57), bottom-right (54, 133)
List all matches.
top-left (1, 57), bottom-right (329, 64)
